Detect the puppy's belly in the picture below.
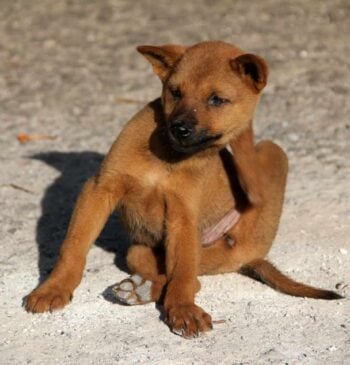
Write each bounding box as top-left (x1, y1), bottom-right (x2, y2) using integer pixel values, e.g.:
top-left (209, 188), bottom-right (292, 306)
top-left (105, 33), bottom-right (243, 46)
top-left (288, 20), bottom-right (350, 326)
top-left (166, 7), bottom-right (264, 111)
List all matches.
top-left (201, 209), bottom-right (240, 246)
top-left (117, 175), bottom-right (238, 247)
top-left (120, 202), bottom-right (240, 248)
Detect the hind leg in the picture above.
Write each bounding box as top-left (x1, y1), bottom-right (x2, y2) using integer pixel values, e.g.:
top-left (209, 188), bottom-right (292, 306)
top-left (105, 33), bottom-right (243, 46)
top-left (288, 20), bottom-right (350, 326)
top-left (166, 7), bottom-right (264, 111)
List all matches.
top-left (113, 244), bottom-right (201, 305)
top-left (112, 244), bottom-right (167, 305)
top-left (200, 138), bottom-right (288, 275)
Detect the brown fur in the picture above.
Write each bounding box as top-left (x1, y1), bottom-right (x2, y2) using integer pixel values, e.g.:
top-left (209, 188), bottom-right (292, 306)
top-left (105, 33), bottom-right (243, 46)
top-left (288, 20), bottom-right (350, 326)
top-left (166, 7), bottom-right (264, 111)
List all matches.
top-left (25, 41), bottom-right (342, 338)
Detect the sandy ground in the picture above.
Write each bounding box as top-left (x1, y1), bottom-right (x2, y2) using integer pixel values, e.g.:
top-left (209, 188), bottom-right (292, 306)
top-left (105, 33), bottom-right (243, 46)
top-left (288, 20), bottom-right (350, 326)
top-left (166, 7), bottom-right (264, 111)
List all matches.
top-left (1, 0), bottom-right (349, 364)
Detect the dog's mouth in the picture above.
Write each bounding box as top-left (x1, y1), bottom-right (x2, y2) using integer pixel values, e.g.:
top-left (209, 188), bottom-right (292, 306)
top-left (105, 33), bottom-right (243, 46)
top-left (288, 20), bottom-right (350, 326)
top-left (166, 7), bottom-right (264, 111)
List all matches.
top-left (166, 128), bottom-right (222, 155)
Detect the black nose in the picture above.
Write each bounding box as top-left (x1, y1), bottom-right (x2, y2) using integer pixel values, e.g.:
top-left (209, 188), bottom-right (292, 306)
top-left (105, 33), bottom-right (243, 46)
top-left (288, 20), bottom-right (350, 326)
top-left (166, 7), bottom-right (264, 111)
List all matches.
top-left (169, 121), bottom-right (194, 141)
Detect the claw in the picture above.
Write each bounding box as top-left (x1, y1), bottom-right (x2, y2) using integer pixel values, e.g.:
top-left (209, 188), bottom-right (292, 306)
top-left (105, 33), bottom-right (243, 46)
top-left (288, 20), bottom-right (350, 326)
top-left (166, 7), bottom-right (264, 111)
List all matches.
top-left (172, 327), bottom-right (185, 337)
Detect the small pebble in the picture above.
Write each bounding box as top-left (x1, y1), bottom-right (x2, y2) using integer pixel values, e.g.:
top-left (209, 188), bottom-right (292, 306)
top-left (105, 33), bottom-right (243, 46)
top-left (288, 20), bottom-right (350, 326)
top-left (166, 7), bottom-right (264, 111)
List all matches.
top-left (288, 133), bottom-right (299, 142)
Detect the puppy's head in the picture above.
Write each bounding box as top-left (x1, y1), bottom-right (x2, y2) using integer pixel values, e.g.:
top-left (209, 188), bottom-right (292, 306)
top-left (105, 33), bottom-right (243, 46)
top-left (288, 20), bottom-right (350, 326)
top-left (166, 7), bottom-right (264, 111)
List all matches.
top-left (137, 41), bottom-right (268, 154)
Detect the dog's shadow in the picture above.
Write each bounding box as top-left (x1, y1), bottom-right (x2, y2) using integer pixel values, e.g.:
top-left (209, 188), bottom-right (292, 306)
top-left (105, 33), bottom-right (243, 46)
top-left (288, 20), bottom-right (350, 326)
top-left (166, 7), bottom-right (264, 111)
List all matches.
top-left (32, 151), bottom-right (131, 287)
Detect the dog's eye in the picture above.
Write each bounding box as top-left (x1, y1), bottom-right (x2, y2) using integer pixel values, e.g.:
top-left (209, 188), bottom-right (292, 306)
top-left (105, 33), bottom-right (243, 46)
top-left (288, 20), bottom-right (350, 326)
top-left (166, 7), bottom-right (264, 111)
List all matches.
top-left (170, 88), bottom-right (182, 101)
top-left (208, 94), bottom-right (228, 107)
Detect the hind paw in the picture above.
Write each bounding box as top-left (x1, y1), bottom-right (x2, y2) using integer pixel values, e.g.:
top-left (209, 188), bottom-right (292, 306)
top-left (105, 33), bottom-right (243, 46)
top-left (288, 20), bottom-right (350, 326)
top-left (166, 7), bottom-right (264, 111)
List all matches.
top-left (112, 275), bottom-right (153, 305)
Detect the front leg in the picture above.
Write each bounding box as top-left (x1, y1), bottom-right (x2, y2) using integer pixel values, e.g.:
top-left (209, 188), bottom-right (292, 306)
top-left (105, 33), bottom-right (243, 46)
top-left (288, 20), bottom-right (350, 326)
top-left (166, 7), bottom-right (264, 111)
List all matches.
top-left (163, 192), bottom-right (212, 338)
top-left (26, 176), bottom-right (124, 313)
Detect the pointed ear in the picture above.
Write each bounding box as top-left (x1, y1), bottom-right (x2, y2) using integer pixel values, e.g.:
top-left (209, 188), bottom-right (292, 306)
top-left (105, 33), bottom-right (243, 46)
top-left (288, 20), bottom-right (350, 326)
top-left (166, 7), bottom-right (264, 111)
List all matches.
top-left (137, 44), bottom-right (187, 80)
top-left (230, 54), bottom-right (269, 92)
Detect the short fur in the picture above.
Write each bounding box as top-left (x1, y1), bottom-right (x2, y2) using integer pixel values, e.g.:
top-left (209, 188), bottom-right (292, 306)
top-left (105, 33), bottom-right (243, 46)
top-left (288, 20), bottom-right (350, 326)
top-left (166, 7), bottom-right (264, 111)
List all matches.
top-left (25, 41), bottom-right (342, 338)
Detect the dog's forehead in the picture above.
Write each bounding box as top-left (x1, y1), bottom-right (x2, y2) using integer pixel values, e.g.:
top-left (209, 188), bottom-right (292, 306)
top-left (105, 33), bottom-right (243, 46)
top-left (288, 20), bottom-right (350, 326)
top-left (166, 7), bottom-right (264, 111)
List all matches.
top-left (187, 41), bottom-right (243, 57)
top-left (171, 41), bottom-right (244, 89)
top-left (183, 42), bottom-right (242, 67)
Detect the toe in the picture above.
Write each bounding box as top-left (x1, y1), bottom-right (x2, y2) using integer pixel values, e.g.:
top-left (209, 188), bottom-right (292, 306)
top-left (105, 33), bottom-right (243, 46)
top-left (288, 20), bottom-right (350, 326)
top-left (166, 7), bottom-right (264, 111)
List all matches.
top-left (25, 287), bottom-right (71, 313)
top-left (119, 281), bottom-right (133, 291)
top-left (168, 305), bottom-right (213, 338)
top-left (112, 276), bottom-right (153, 305)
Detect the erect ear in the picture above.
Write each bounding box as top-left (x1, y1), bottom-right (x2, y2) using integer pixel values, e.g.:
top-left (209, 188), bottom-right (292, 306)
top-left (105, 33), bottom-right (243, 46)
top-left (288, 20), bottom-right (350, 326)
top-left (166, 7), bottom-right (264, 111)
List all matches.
top-left (137, 44), bottom-right (187, 80)
top-left (230, 54), bottom-right (269, 92)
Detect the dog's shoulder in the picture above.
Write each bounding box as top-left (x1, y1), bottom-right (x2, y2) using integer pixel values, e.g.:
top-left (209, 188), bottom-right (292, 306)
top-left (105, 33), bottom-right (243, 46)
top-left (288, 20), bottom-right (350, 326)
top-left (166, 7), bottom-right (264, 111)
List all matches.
top-left (125, 98), bottom-right (162, 129)
top-left (99, 99), bottom-right (165, 175)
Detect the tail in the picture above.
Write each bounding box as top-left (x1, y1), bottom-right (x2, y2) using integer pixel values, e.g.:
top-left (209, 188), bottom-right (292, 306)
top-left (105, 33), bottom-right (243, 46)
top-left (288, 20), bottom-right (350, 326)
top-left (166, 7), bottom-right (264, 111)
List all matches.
top-left (240, 259), bottom-right (343, 300)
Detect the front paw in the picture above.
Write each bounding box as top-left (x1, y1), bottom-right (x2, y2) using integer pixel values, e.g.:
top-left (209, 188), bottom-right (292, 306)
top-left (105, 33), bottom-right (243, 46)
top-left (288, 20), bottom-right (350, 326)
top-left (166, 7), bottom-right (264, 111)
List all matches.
top-left (25, 285), bottom-right (72, 313)
top-left (167, 304), bottom-right (213, 339)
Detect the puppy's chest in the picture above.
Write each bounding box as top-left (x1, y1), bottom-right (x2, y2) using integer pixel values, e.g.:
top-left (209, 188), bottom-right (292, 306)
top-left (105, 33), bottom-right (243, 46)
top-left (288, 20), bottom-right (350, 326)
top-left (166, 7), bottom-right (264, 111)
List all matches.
top-left (119, 168), bottom-right (171, 244)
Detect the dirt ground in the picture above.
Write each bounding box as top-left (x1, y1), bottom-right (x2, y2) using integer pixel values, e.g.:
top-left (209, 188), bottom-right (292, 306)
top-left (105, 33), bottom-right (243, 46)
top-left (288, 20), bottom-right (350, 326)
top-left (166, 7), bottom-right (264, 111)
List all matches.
top-left (1, 0), bottom-right (349, 364)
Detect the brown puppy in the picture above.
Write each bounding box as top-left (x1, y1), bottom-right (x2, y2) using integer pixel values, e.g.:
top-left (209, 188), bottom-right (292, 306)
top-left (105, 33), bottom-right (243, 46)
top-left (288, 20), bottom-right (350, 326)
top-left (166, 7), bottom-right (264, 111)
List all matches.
top-left (25, 41), bottom-right (342, 338)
